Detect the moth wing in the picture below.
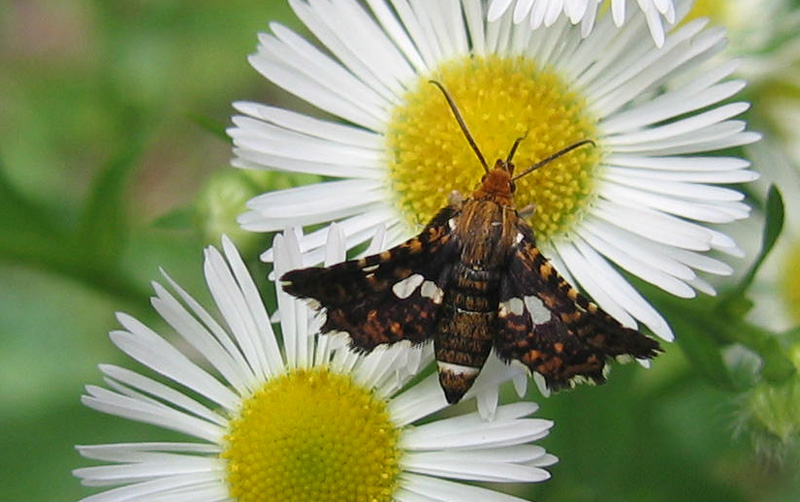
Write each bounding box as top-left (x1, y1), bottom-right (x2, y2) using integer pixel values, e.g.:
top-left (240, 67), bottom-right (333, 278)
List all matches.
top-left (494, 223), bottom-right (661, 390)
top-left (281, 207), bottom-right (459, 351)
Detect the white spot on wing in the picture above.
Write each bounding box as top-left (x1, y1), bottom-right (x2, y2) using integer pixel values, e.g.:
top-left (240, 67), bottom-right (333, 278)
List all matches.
top-left (420, 280), bottom-right (444, 304)
top-left (498, 297), bottom-right (525, 318)
top-left (447, 218), bottom-right (457, 230)
top-left (515, 232), bottom-right (525, 244)
top-left (525, 296), bottom-right (552, 323)
top-left (362, 264), bottom-right (379, 273)
top-left (392, 273), bottom-right (424, 299)
top-left (437, 361), bottom-right (480, 376)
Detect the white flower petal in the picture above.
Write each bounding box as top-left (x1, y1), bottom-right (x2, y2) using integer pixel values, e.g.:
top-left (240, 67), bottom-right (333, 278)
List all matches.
top-left (74, 455), bottom-right (222, 484)
top-left (606, 102), bottom-right (750, 147)
top-left (600, 183), bottom-right (743, 224)
top-left (149, 282), bottom-right (254, 394)
top-left (401, 473), bottom-right (532, 502)
top-left (390, 374), bottom-right (450, 427)
top-left (286, 3), bottom-right (405, 103)
top-left (402, 403), bottom-right (550, 450)
top-left (203, 246), bottom-right (272, 380)
top-left (593, 199), bottom-right (713, 251)
top-left (605, 154), bottom-right (751, 172)
top-left (260, 207), bottom-right (398, 263)
top-left (109, 319), bottom-right (239, 411)
top-left (242, 179), bottom-right (387, 229)
top-left (575, 224), bottom-right (696, 297)
top-left (232, 101), bottom-right (382, 147)
top-left (403, 450), bottom-right (551, 482)
top-left (81, 387), bottom-right (224, 444)
top-left (99, 365), bottom-right (227, 427)
top-left (76, 473), bottom-right (223, 502)
top-left (76, 443), bottom-right (222, 462)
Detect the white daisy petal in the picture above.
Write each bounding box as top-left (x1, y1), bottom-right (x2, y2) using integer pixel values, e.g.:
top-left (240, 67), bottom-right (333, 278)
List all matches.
top-left (77, 473), bottom-right (223, 502)
top-left (487, 0), bottom-right (515, 22)
top-left (600, 78), bottom-right (746, 134)
top-left (600, 183), bottom-right (742, 224)
top-left (109, 320), bottom-right (239, 411)
top-left (403, 451), bottom-right (551, 482)
top-left (243, 179), bottom-right (387, 224)
top-left (606, 102), bottom-right (751, 147)
top-left (203, 246), bottom-right (272, 380)
top-left (99, 365), bottom-right (228, 427)
top-left (260, 207), bottom-right (398, 264)
top-left (403, 403), bottom-right (551, 450)
top-left (229, 116), bottom-right (382, 165)
top-left (604, 169), bottom-right (752, 200)
top-left (487, 1), bottom-right (677, 46)
top-left (575, 223), bottom-right (696, 298)
top-left (593, 199), bottom-right (713, 251)
top-left (149, 282), bottom-right (254, 394)
top-left (390, 374), bottom-right (450, 427)
top-left (401, 473), bottom-right (531, 502)
top-left (284, 2), bottom-right (405, 103)
top-left (74, 455), bottom-right (222, 484)
top-left (81, 387), bottom-right (224, 443)
top-left (247, 48), bottom-right (383, 130)
top-left (232, 101), bottom-right (383, 147)
top-left (76, 443), bottom-right (222, 461)
top-left (605, 154), bottom-right (751, 172)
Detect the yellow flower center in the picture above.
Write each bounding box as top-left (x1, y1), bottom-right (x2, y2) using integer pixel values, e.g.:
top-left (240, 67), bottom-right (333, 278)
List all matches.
top-left (780, 241), bottom-right (800, 324)
top-left (222, 367), bottom-right (401, 502)
top-left (386, 56), bottom-right (600, 241)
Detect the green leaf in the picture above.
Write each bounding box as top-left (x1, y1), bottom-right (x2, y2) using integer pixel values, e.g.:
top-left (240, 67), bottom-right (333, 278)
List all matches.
top-left (0, 162), bottom-right (60, 237)
top-left (152, 207), bottom-right (196, 230)
top-left (672, 318), bottom-right (736, 391)
top-left (718, 185), bottom-right (784, 317)
top-left (77, 136), bottom-right (145, 267)
top-left (0, 160), bottom-right (77, 268)
top-left (187, 113), bottom-right (229, 141)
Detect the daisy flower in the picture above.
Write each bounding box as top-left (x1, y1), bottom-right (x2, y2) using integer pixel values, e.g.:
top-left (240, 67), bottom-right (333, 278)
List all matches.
top-left (73, 230), bottom-right (555, 502)
top-left (486, 0), bottom-right (676, 46)
top-left (229, 0), bottom-right (759, 342)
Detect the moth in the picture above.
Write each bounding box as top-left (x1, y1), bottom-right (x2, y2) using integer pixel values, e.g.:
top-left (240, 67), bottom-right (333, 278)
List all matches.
top-left (281, 81), bottom-right (661, 403)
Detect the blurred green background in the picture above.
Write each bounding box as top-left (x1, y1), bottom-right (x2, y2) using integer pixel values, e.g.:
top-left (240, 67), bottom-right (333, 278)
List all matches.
top-left (0, 1), bottom-right (798, 501)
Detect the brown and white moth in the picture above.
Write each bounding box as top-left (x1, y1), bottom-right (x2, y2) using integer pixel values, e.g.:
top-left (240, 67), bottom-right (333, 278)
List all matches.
top-left (281, 82), bottom-right (661, 404)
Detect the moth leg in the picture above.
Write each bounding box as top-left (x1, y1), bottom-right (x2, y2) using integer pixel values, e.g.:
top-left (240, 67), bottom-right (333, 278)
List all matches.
top-left (448, 190), bottom-right (465, 206)
top-left (517, 203), bottom-right (536, 219)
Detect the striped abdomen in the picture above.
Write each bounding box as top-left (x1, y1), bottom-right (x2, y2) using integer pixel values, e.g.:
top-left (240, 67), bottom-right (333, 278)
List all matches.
top-left (434, 262), bottom-right (501, 403)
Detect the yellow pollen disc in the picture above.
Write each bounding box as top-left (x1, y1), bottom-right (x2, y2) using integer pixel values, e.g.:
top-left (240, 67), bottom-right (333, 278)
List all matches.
top-left (386, 56), bottom-right (600, 241)
top-left (780, 242), bottom-right (800, 324)
top-left (222, 368), bottom-right (400, 502)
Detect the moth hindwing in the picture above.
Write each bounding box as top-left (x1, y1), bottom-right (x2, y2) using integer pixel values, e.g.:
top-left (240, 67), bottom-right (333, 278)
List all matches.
top-left (280, 83), bottom-right (661, 403)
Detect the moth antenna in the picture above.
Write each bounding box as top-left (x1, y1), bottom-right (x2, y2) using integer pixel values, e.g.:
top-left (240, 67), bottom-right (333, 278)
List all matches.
top-left (429, 80), bottom-right (489, 173)
top-left (511, 139), bottom-right (596, 181)
top-left (506, 132), bottom-right (528, 163)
